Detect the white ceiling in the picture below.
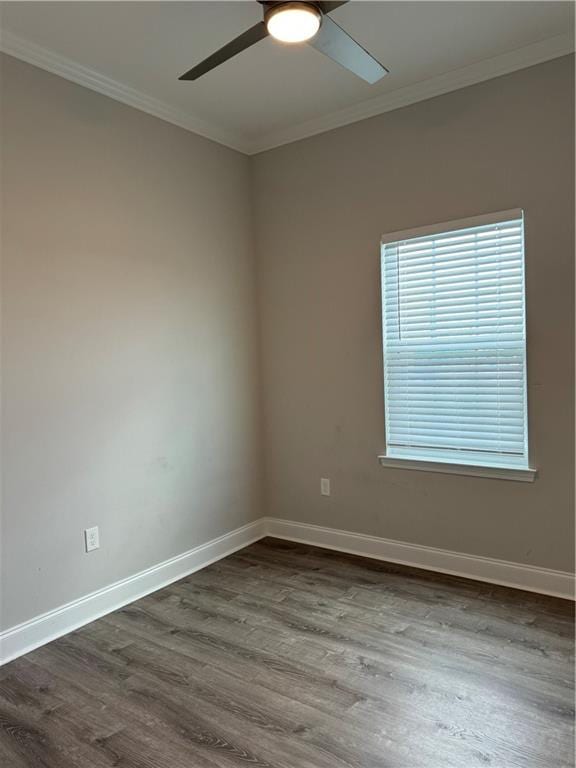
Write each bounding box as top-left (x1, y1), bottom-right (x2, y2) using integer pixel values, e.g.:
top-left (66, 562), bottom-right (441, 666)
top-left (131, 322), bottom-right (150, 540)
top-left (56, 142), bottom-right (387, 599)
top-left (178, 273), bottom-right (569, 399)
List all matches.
top-left (0, 2), bottom-right (573, 153)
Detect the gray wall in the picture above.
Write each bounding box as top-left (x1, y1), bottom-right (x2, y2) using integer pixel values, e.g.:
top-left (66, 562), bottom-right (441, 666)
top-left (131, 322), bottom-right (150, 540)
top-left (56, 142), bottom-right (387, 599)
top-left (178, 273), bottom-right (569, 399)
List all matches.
top-left (1, 54), bottom-right (574, 636)
top-left (253, 56), bottom-right (575, 573)
top-left (1, 55), bottom-right (262, 630)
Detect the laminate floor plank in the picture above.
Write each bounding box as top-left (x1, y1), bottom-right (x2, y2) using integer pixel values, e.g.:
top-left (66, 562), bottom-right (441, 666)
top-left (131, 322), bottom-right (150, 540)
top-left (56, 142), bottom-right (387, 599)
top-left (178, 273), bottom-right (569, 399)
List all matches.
top-left (1, 538), bottom-right (573, 767)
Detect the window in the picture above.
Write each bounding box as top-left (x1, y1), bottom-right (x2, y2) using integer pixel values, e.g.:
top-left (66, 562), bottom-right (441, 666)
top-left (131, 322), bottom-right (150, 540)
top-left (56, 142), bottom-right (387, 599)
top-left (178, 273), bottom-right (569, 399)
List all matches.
top-left (380, 210), bottom-right (535, 481)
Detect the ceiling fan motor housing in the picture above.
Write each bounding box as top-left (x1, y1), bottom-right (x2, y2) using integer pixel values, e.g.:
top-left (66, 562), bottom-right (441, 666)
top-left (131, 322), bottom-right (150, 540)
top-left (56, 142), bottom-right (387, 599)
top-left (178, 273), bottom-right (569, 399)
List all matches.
top-left (264, 1), bottom-right (323, 19)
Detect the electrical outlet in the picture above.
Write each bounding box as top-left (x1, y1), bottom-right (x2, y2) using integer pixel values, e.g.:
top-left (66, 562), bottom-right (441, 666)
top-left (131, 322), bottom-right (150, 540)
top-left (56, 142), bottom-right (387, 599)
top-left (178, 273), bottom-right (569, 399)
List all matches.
top-left (320, 478), bottom-right (331, 496)
top-left (84, 526), bottom-right (100, 552)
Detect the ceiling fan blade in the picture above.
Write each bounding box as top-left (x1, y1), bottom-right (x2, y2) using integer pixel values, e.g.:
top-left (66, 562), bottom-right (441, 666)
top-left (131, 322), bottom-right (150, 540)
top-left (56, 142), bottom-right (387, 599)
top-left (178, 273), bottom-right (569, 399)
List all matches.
top-left (179, 21), bottom-right (268, 81)
top-left (309, 15), bottom-right (388, 84)
top-left (317, 2), bottom-right (349, 13)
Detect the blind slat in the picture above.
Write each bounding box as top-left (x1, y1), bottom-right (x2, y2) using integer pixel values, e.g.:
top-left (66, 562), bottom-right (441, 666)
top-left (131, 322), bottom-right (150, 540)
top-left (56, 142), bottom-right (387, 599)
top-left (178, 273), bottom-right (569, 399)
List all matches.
top-left (389, 417), bottom-right (524, 429)
top-left (395, 222), bottom-right (522, 250)
top-left (384, 272), bottom-right (523, 292)
top-left (389, 289), bottom-right (524, 308)
top-left (388, 403), bottom-right (525, 413)
top-left (387, 249), bottom-right (523, 272)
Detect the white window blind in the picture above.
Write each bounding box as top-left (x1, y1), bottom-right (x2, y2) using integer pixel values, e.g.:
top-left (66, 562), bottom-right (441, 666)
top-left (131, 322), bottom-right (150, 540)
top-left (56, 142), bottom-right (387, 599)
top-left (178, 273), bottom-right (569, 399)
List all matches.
top-left (381, 210), bottom-right (530, 471)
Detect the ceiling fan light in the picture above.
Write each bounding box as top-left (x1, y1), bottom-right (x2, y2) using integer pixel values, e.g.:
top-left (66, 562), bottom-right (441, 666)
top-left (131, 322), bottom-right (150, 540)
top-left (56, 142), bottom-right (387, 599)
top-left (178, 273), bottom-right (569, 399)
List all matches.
top-left (266, 3), bottom-right (322, 44)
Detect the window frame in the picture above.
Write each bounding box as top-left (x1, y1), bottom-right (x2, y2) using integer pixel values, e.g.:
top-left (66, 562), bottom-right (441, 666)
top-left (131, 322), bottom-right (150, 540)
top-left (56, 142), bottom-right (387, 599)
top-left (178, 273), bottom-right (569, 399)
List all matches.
top-left (379, 209), bottom-right (536, 482)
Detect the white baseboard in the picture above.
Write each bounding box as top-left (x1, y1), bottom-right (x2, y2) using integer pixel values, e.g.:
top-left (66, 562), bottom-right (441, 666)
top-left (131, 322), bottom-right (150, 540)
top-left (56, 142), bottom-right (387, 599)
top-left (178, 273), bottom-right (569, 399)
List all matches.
top-left (2, 516), bottom-right (572, 665)
top-left (0, 519), bottom-right (265, 666)
top-left (264, 518), bottom-right (575, 601)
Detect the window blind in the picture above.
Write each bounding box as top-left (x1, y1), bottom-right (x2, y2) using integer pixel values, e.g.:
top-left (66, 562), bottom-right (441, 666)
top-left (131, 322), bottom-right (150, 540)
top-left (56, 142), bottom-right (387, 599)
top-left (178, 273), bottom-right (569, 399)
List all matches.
top-left (381, 210), bottom-right (529, 470)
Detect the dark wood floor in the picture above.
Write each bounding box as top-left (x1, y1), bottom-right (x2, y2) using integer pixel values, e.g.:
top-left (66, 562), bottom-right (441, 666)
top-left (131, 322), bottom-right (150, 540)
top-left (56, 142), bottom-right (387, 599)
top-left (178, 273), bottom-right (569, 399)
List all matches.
top-left (1, 538), bottom-right (574, 768)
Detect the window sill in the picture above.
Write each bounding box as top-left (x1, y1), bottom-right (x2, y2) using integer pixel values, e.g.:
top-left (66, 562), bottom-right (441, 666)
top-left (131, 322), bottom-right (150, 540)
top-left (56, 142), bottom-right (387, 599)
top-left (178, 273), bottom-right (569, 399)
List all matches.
top-left (378, 455), bottom-right (537, 482)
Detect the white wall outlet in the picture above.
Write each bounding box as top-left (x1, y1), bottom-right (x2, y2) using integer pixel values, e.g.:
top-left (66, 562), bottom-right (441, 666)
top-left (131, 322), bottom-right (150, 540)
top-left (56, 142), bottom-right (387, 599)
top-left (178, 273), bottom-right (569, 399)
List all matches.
top-left (84, 526), bottom-right (100, 552)
top-left (320, 478), bottom-right (331, 496)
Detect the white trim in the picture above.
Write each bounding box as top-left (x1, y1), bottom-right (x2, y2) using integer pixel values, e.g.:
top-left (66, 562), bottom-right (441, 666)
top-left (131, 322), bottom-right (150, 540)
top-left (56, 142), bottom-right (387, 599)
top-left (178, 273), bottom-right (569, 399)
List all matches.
top-left (248, 34), bottom-right (574, 153)
top-left (264, 518), bottom-right (574, 600)
top-left (380, 208), bottom-right (523, 244)
top-left (0, 31), bottom-right (250, 154)
top-left (1, 516), bottom-right (572, 665)
top-left (0, 31), bottom-right (573, 156)
top-left (380, 209), bottom-right (532, 480)
top-left (0, 519), bottom-right (265, 666)
top-left (378, 455), bottom-right (536, 482)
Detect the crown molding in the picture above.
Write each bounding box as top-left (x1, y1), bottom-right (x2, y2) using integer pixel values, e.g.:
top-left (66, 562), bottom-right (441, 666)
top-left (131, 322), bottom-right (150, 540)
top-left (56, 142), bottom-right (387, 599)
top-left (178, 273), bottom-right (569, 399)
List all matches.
top-left (0, 30), bottom-right (252, 154)
top-left (246, 33), bottom-right (575, 154)
top-left (1, 30), bottom-right (573, 157)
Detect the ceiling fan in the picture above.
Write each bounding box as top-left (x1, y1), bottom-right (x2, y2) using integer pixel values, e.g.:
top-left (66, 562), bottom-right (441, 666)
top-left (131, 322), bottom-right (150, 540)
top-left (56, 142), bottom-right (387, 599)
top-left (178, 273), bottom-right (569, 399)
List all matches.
top-left (178, 1), bottom-right (389, 84)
